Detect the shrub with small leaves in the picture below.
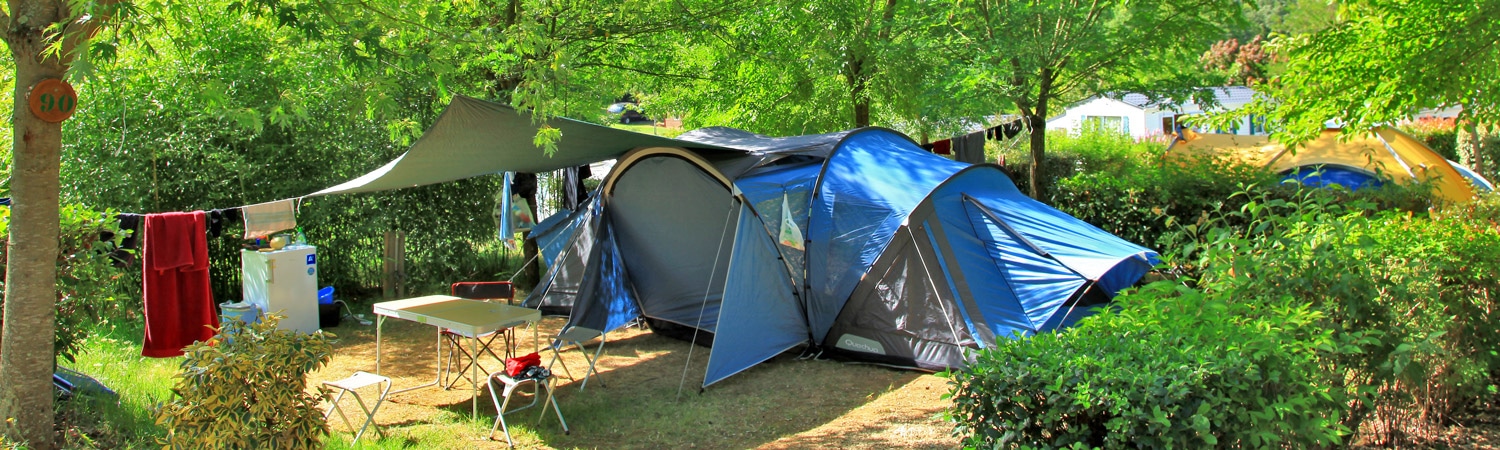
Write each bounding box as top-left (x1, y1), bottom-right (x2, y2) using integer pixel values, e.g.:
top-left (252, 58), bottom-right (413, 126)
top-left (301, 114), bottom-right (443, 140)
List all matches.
top-left (155, 315), bottom-right (334, 450)
top-left (0, 204), bottom-right (136, 363)
top-left (947, 282), bottom-right (1347, 449)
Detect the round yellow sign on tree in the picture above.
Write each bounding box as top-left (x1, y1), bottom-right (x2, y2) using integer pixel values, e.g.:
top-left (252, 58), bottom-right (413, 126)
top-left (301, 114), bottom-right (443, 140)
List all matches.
top-left (28, 78), bottom-right (78, 123)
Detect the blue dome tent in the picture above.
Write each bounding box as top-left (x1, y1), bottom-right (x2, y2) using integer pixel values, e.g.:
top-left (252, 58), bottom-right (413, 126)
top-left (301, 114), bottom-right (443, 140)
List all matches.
top-left (525, 126), bottom-right (1157, 386)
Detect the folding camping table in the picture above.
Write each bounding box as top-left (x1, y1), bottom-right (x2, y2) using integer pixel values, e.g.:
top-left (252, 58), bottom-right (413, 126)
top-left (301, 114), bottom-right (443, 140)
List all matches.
top-left (373, 295), bottom-right (541, 417)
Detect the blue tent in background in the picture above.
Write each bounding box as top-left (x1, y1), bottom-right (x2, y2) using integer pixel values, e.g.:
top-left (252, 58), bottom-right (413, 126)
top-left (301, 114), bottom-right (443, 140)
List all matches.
top-left (526, 127), bottom-right (1158, 386)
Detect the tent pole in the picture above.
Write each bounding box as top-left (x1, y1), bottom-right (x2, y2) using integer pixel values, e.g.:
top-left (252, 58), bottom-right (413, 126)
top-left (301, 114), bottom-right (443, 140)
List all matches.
top-left (678, 197), bottom-right (739, 401)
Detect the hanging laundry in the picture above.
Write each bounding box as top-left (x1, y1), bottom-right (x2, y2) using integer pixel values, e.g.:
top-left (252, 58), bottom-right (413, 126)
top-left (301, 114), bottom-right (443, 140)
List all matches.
top-left (498, 172), bottom-right (518, 250)
top-left (955, 131), bottom-right (987, 164)
top-left (922, 139), bottom-right (952, 155)
top-left (575, 164), bottom-right (592, 206)
top-left (561, 166), bottom-right (582, 211)
top-left (207, 208), bottom-right (242, 239)
top-left (141, 211), bottom-right (217, 357)
top-left (242, 199), bottom-right (296, 239)
top-left (986, 119), bottom-right (1025, 141)
top-left (511, 172), bottom-right (538, 199)
top-left (107, 213), bottom-right (146, 268)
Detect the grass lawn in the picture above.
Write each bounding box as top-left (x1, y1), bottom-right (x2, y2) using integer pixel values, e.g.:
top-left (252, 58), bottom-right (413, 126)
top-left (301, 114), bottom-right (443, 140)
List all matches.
top-left (59, 323), bottom-right (179, 448)
top-left (60, 302), bottom-right (956, 449)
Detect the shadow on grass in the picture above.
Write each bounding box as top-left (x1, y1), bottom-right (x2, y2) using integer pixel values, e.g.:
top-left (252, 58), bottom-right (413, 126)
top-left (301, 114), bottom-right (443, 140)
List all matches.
top-left (318, 314), bottom-right (948, 449)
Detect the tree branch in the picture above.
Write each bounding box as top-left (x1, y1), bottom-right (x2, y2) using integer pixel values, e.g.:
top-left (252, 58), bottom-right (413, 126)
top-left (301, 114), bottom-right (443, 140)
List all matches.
top-left (57, 0), bottom-right (122, 65)
top-left (572, 61), bottom-right (722, 82)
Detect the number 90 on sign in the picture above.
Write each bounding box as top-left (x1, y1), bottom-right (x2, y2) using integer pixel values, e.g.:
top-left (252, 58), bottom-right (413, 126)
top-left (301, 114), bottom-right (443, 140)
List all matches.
top-left (28, 78), bottom-right (79, 123)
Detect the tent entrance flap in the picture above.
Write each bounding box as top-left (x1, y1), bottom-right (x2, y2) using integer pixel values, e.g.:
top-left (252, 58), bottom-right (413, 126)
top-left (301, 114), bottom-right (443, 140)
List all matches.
top-left (824, 221), bottom-right (976, 370)
top-left (704, 202), bottom-right (810, 387)
top-left (523, 196), bottom-right (602, 314)
top-left (562, 212), bottom-right (642, 334)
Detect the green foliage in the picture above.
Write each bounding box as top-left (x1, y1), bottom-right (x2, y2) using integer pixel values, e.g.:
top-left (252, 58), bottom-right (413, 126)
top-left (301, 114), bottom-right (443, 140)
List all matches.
top-left (1360, 199), bottom-right (1500, 419)
top-left (56, 0), bottom-right (517, 299)
top-left (1237, 0), bottom-right (1339, 38)
top-left (1026, 129), bottom-right (1284, 247)
top-left (0, 205), bottom-right (136, 363)
top-left (1221, 0), bottom-right (1500, 148)
top-left (948, 282), bottom-right (1347, 449)
top-left (942, 0), bottom-right (1247, 196)
top-left (155, 315), bottom-right (333, 450)
top-left (954, 142), bottom-right (1500, 445)
top-left (1167, 187), bottom-right (1500, 441)
top-left (650, 0), bottom-right (965, 135)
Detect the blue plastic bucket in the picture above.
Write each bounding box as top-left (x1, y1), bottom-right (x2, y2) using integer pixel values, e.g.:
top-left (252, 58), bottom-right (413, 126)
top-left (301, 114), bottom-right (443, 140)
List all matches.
top-left (318, 286), bottom-right (335, 305)
top-left (220, 302), bottom-right (260, 324)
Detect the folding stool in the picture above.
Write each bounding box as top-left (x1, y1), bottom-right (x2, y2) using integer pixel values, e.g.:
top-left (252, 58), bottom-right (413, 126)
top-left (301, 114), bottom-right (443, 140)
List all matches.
top-left (545, 326), bottom-right (607, 390)
top-left (487, 370), bottom-right (569, 446)
top-left (322, 371), bottom-right (392, 443)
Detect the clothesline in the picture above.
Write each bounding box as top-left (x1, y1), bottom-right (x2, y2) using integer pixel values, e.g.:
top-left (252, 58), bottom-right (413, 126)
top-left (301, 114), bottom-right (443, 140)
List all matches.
top-left (918, 118), bottom-right (1026, 164)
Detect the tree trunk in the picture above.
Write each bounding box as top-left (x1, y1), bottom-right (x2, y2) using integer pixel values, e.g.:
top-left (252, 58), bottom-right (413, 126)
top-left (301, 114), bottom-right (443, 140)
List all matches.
top-left (1457, 120), bottom-right (1498, 184)
top-left (1026, 73), bottom-right (1054, 200)
top-left (848, 0), bottom-right (897, 129)
top-left (521, 183), bottom-right (540, 289)
top-left (1020, 89), bottom-right (1056, 198)
top-left (852, 83), bottom-right (870, 128)
top-left (1025, 114), bottom-right (1047, 199)
top-left (847, 54), bottom-right (871, 128)
top-left (0, 38), bottom-right (64, 450)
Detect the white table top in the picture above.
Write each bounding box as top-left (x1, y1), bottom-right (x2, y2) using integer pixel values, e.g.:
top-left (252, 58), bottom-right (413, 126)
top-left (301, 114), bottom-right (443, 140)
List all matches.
top-left (373, 295), bottom-right (540, 336)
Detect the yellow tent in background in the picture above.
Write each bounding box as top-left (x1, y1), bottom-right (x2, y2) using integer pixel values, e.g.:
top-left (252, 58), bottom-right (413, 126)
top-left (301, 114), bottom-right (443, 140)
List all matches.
top-left (1165, 126), bottom-right (1479, 204)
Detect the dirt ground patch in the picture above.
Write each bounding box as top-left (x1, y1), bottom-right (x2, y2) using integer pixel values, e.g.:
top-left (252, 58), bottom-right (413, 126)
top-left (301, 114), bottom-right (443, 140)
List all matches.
top-left (311, 313), bottom-right (958, 449)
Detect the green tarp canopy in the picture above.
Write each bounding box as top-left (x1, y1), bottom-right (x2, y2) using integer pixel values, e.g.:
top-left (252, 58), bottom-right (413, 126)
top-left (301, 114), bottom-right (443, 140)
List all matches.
top-left (309, 95), bottom-right (731, 197)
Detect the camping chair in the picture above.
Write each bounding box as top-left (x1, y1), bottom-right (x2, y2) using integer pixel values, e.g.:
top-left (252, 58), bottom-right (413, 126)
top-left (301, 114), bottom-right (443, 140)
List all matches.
top-left (439, 281), bottom-right (516, 389)
top-left (322, 371), bottom-right (392, 443)
top-left (487, 369), bottom-right (569, 446)
top-left (544, 326), bottom-right (607, 390)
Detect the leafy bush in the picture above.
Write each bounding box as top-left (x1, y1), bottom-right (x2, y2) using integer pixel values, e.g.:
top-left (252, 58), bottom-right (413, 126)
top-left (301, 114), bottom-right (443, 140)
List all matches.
top-left (1049, 155), bottom-right (1284, 251)
top-left (995, 129), bottom-right (1169, 199)
top-left (1170, 187), bottom-right (1500, 443)
top-left (948, 282), bottom-right (1347, 449)
top-left (155, 315), bottom-right (333, 450)
top-left (0, 205), bottom-right (137, 363)
top-left (1356, 199), bottom-right (1500, 427)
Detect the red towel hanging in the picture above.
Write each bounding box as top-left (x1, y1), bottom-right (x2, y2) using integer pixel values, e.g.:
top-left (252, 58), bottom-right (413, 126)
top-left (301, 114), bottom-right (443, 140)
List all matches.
top-left (141, 211), bottom-right (218, 357)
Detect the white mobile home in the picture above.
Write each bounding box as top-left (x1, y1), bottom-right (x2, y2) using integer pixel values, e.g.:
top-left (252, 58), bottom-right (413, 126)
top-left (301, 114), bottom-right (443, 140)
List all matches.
top-left (1046, 86), bottom-right (1263, 138)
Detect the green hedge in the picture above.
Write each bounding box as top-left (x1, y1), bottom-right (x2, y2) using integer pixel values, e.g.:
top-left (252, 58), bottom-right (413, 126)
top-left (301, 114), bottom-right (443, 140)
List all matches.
top-left (949, 282), bottom-right (1346, 449)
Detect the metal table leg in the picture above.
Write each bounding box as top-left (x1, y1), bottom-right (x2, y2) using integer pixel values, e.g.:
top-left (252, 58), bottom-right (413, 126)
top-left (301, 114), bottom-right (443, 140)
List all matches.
top-left (471, 334), bottom-right (480, 418)
top-left (375, 315), bottom-right (384, 374)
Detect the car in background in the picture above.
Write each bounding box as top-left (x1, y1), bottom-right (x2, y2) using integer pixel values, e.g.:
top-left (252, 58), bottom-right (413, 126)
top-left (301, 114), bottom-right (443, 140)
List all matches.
top-left (607, 94), bottom-right (650, 124)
